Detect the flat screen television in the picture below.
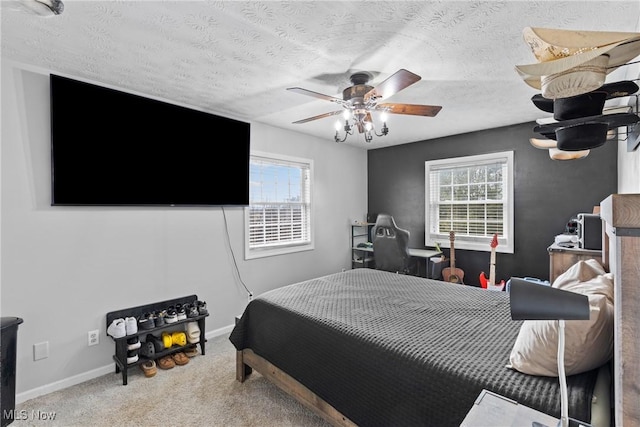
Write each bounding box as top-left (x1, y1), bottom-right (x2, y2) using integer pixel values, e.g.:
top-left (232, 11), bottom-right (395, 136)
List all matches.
top-left (50, 74), bottom-right (250, 206)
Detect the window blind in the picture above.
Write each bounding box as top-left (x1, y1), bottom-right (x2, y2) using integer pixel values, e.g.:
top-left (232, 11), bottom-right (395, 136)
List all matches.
top-left (427, 155), bottom-right (510, 245)
top-left (248, 156), bottom-right (311, 249)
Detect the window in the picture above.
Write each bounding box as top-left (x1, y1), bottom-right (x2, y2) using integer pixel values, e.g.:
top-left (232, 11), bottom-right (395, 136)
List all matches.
top-left (245, 151), bottom-right (313, 259)
top-left (425, 151), bottom-right (514, 253)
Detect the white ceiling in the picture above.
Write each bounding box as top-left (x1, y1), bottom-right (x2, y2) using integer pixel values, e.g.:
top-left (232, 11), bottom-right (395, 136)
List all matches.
top-left (2, 1), bottom-right (640, 149)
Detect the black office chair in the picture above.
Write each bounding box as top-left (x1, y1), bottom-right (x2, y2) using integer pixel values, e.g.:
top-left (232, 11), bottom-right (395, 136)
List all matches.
top-left (372, 214), bottom-right (413, 274)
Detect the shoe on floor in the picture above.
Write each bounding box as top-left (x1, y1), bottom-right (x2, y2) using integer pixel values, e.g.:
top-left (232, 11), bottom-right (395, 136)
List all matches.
top-left (157, 355), bottom-right (175, 370)
top-left (171, 352), bottom-right (190, 366)
top-left (107, 318), bottom-right (126, 338)
top-left (184, 346), bottom-right (198, 358)
top-left (140, 360), bottom-right (157, 378)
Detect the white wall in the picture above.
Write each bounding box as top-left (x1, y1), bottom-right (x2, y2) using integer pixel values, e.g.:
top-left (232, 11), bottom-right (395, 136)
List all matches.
top-left (0, 63), bottom-right (368, 400)
top-left (619, 57), bottom-right (640, 192)
top-left (618, 15), bottom-right (640, 192)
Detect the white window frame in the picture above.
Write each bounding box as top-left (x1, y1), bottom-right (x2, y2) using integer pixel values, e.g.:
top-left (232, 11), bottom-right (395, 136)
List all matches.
top-left (425, 151), bottom-right (514, 253)
top-left (244, 151), bottom-right (314, 260)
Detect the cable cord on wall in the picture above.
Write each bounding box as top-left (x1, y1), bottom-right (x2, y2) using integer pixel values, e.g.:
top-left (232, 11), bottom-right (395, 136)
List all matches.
top-left (221, 207), bottom-right (253, 299)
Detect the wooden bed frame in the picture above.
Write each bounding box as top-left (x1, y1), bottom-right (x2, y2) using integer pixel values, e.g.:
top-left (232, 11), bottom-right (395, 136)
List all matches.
top-left (600, 193), bottom-right (640, 427)
top-left (236, 348), bottom-right (357, 426)
top-left (236, 193), bottom-right (640, 427)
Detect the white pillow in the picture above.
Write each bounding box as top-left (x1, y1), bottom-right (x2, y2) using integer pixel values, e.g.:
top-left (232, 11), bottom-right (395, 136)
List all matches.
top-left (508, 260), bottom-right (614, 377)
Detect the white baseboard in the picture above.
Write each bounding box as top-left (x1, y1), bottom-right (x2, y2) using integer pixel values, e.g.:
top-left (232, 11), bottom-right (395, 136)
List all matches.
top-left (16, 324), bottom-right (235, 405)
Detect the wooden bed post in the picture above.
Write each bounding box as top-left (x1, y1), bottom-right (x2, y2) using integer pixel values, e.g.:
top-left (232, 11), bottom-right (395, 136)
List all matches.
top-left (600, 194), bottom-right (640, 427)
top-left (236, 350), bottom-right (254, 382)
top-left (234, 348), bottom-right (357, 427)
top-left (236, 351), bottom-right (247, 382)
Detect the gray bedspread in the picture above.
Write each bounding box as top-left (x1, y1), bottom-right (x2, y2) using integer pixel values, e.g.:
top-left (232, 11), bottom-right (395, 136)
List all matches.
top-left (229, 268), bottom-right (598, 426)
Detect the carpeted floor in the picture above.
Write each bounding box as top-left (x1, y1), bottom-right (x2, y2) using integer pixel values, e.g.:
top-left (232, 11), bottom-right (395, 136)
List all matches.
top-left (12, 334), bottom-right (331, 427)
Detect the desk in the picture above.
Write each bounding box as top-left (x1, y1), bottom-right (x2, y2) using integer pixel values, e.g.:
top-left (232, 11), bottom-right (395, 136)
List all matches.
top-left (351, 247), bottom-right (441, 277)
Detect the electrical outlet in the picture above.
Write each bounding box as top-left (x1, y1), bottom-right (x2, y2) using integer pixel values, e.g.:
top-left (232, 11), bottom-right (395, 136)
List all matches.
top-left (88, 330), bottom-right (99, 346)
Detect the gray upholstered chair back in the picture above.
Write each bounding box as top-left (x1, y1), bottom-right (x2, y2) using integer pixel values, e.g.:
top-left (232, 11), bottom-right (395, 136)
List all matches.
top-left (372, 214), bottom-right (411, 274)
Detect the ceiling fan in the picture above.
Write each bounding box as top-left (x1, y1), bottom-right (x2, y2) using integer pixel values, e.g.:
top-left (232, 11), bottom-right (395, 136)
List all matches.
top-left (287, 69), bottom-right (442, 142)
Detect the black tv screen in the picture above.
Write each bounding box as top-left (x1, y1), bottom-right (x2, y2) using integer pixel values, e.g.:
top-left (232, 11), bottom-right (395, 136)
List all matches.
top-left (50, 74), bottom-right (250, 206)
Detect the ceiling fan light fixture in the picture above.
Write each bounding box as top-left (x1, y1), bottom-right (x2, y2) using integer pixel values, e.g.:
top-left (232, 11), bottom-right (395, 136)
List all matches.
top-left (289, 69), bottom-right (441, 144)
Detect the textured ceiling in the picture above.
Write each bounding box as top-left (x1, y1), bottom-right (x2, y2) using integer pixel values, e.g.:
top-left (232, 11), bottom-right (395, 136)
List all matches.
top-left (2, 1), bottom-right (640, 149)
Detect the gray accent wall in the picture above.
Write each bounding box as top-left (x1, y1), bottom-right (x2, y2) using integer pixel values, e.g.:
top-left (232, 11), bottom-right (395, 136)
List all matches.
top-left (367, 122), bottom-right (617, 285)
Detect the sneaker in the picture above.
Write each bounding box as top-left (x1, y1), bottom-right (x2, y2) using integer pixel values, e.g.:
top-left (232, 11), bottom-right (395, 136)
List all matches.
top-left (176, 305), bottom-right (187, 321)
top-left (107, 318), bottom-right (126, 338)
top-left (140, 360), bottom-right (157, 378)
top-left (187, 305), bottom-right (199, 318)
top-left (154, 310), bottom-right (166, 327)
top-left (125, 317), bottom-right (138, 335)
top-left (126, 349), bottom-right (139, 364)
top-left (138, 313), bottom-right (155, 330)
top-left (127, 337), bottom-right (141, 350)
top-left (164, 309), bottom-right (177, 324)
top-left (196, 301), bottom-right (208, 315)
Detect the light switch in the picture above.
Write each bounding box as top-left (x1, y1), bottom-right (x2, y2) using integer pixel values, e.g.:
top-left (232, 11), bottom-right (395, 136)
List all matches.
top-left (33, 341), bottom-right (49, 361)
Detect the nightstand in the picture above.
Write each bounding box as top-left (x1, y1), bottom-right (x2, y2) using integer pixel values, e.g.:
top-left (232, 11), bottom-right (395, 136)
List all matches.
top-left (461, 389), bottom-right (558, 427)
top-left (548, 243), bottom-right (602, 283)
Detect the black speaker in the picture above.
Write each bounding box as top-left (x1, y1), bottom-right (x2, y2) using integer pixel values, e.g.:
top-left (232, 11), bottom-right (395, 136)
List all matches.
top-left (366, 213), bottom-right (378, 224)
top-left (577, 213), bottom-right (602, 250)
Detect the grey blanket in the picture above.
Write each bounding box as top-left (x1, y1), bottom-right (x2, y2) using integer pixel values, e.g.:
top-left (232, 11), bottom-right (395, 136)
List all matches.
top-left (229, 269), bottom-right (598, 426)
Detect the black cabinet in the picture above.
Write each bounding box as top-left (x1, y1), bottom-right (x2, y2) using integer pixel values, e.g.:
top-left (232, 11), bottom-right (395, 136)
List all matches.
top-left (1, 317), bottom-right (23, 427)
top-left (106, 295), bottom-right (208, 385)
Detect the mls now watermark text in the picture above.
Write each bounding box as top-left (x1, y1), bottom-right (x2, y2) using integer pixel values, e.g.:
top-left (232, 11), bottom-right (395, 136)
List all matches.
top-left (4, 409), bottom-right (57, 421)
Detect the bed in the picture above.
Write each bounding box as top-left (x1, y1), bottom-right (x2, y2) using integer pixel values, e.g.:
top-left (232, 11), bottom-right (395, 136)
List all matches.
top-left (229, 194), bottom-right (640, 426)
top-left (230, 194), bottom-right (640, 427)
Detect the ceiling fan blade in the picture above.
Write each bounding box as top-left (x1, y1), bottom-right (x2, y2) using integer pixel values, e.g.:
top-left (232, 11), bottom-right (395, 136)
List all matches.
top-left (364, 69), bottom-right (421, 102)
top-left (292, 110), bottom-right (344, 124)
top-left (287, 87), bottom-right (344, 105)
top-left (378, 103), bottom-right (442, 117)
